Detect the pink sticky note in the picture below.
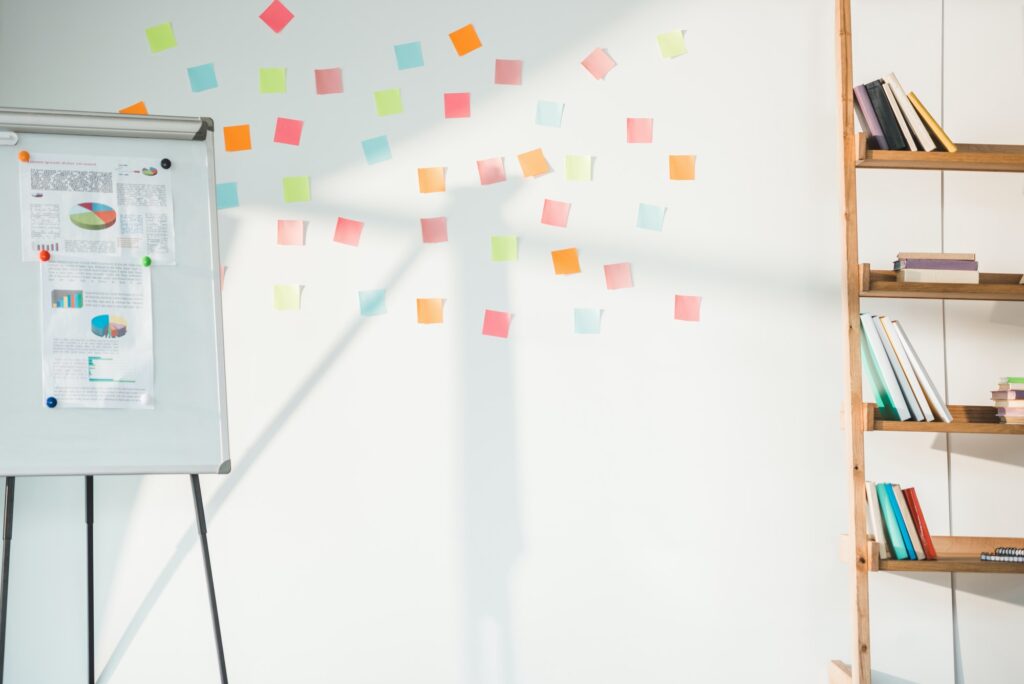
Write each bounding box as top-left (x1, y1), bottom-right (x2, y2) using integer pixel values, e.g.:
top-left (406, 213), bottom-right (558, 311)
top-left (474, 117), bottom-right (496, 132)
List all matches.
top-left (333, 217), bottom-right (364, 246)
top-left (477, 157), bottom-right (506, 185)
top-left (220, 265), bottom-right (226, 288)
top-left (604, 262), bottom-right (633, 290)
top-left (421, 217), bottom-right (448, 243)
top-left (541, 199), bottom-right (571, 227)
top-left (277, 219), bottom-right (304, 246)
top-left (674, 295), bottom-right (702, 322)
top-left (626, 117), bottom-right (653, 144)
top-left (482, 309), bottom-right (512, 338)
top-left (315, 67), bottom-right (343, 94)
top-left (494, 59), bottom-right (522, 85)
top-left (273, 117), bottom-right (303, 145)
top-left (444, 92), bottom-right (470, 118)
top-left (581, 48), bottom-right (616, 80)
top-left (259, 0), bottom-right (294, 33)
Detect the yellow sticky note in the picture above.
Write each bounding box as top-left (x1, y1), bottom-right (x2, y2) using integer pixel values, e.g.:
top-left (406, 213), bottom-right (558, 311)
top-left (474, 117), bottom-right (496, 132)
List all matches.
top-left (565, 155), bottom-right (592, 181)
top-left (418, 167), bottom-right (446, 193)
top-left (657, 30), bottom-right (687, 59)
top-left (274, 284), bottom-right (301, 310)
top-left (145, 23), bottom-right (177, 53)
top-left (551, 248), bottom-right (581, 275)
top-left (417, 298), bottom-right (444, 324)
top-left (491, 235), bottom-right (518, 262)
top-left (517, 148), bottom-right (550, 177)
top-left (669, 155), bottom-right (696, 180)
top-left (283, 176), bottom-right (310, 202)
top-left (260, 67), bottom-right (287, 94)
top-left (374, 88), bottom-right (404, 116)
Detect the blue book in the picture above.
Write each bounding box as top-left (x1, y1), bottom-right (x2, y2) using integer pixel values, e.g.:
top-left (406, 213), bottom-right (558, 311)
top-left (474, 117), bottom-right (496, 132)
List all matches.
top-left (883, 483), bottom-right (916, 560)
top-left (876, 483), bottom-right (909, 560)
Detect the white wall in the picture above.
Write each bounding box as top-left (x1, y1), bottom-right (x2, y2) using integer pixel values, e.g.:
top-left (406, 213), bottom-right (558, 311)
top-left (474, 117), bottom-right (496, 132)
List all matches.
top-left (6, 1), bottom-right (1018, 682)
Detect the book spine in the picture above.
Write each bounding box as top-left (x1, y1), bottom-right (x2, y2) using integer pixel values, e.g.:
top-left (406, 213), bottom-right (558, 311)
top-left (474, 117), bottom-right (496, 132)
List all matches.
top-left (897, 269), bottom-right (980, 284)
top-left (897, 252), bottom-right (976, 261)
top-left (873, 316), bottom-right (924, 420)
top-left (995, 547), bottom-right (1024, 556)
top-left (860, 315), bottom-right (911, 421)
top-left (891, 320), bottom-right (953, 423)
top-left (882, 81), bottom-right (917, 151)
top-left (876, 483), bottom-right (909, 560)
top-left (853, 85), bottom-right (887, 150)
top-left (865, 80), bottom-right (909, 150)
top-left (883, 72), bottom-right (937, 152)
top-left (884, 483), bottom-right (917, 560)
top-left (893, 485), bottom-right (925, 559)
top-left (880, 316), bottom-right (934, 422)
top-left (894, 259), bottom-right (978, 271)
top-left (981, 554), bottom-right (1024, 563)
top-left (866, 481), bottom-right (891, 559)
top-left (908, 92), bottom-right (957, 153)
top-left (903, 487), bottom-right (937, 560)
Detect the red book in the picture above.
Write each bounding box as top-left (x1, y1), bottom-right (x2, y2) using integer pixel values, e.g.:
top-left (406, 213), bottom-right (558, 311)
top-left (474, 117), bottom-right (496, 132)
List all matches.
top-left (904, 488), bottom-right (936, 560)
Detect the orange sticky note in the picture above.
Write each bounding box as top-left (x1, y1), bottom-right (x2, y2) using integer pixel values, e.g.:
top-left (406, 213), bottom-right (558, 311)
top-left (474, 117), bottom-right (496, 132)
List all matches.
top-left (551, 248), bottom-right (581, 275)
top-left (418, 167), bottom-right (446, 193)
top-left (674, 294), bottom-right (701, 321)
top-left (417, 298), bottom-right (444, 324)
top-left (224, 124), bottom-right (252, 152)
top-left (517, 148), bottom-right (550, 177)
top-left (119, 101), bottom-right (149, 115)
top-left (669, 155), bottom-right (696, 180)
top-left (449, 23), bottom-right (482, 56)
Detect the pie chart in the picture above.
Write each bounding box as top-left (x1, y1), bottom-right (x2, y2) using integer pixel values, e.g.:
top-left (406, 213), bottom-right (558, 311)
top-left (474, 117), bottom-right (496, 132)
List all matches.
top-left (91, 314), bottom-right (128, 339)
top-left (70, 202), bottom-right (117, 230)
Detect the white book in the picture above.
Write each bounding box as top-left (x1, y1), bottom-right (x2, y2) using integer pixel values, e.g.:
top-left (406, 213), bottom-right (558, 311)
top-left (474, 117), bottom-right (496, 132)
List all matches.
top-left (891, 320), bottom-right (953, 423)
top-left (879, 316), bottom-right (934, 421)
top-left (893, 485), bottom-right (925, 560)
top-left (884, 73), bottom-right (937, 152)
top-left (898, 269), bottom-right (980, 284)
top-left (872, 316), bottom-right (924, 421)
top-left (882, 81), bottom-right (917, 151)
top-left (865, 481), bottom-right (891, 559)
top-left (860, 314), bottom-right (912, 421)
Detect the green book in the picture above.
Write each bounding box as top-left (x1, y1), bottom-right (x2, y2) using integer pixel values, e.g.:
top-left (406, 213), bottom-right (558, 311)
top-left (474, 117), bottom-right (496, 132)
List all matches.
top-left (876, 483), bottom-right (909, 560)
top-left (861, 328), bottom-right (899, 419)
top-left (1001, 377), bottom-right (1024, 384)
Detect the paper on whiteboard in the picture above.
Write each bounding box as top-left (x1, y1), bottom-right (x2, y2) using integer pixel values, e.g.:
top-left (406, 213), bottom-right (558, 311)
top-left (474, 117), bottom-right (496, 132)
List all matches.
top-left (40, 261), bottom-right (155, 409)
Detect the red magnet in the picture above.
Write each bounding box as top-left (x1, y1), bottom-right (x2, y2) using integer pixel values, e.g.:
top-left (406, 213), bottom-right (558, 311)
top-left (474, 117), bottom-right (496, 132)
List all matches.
top-left (38, 249), bottom-right (51, 262)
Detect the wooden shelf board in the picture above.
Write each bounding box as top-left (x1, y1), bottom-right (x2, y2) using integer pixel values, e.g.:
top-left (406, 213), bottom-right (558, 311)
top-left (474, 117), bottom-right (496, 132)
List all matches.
top-left (859, 264), bottom-right (1024, 301)
top-left (864, 403), bottom-right (1024, 434)
top-left (879, 558), bottom-right (1024, 573)
top-left (841, 535), bottom-right (1024, 573)
top-left (856, 137), bottom-right (1024, 172)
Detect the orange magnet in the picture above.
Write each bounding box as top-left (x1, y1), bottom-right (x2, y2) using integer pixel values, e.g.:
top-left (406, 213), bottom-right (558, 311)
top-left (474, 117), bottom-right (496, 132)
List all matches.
top-left (17, 150), bottom-right (30, 162)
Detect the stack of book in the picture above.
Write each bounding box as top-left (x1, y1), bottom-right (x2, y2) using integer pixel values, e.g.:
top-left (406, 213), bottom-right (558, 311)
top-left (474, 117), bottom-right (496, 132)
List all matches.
top-left (860, 314), bottom-right (952, 422)
top-left (981, 547), bottom-right (1024, 564)
top-left (992, 377), bottom-right (1024, 424)
top-left (852, 72), bottom-right (956, 152)
top-left (866, 481), bottom-right (935, 561)
top-left (894, 251), bottom-right (979, 284)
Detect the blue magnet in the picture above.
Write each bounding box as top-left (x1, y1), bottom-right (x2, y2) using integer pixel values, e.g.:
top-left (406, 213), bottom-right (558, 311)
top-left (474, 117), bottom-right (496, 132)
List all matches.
top-left (45, 396), bottom-right (58, 408)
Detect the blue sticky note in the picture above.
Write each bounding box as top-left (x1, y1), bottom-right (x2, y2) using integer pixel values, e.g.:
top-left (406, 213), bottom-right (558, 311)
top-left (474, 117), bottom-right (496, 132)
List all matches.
top-left (536, 100), bottom-right (564, 127)
top-left (361, 135), bottom-right (392, 165)
top-left (637, 203), bottom-right (666, 231)
top-left (359, 289), bottom-right (387, 316)
top-left (394, 42), bottom-right (424, 70)
top-left (216, 182), bottom-right (239, 209)
top-left (574, 308), bottom-right (601, 334)
top-left (187, 63), bottom-right (219, 92)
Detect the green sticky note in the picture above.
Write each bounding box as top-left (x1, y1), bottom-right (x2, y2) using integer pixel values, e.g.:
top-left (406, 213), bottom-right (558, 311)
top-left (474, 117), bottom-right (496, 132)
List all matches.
top-left (145, 23), bottom-right (177, 53)
top-left (491, 235), bottom-right (518, 262)
top-left (274, 284), bottom-right (302, 310)
top-left (260, 67), bottom-right (287, 94)
top-left (282, 176), bottom-right (310, 202)
top-left (374, 88), bottom-right (404, 116)
top-left (565, 155), bottom-right (592, 181)
top-left (657, 30), bottom-right (687, 59)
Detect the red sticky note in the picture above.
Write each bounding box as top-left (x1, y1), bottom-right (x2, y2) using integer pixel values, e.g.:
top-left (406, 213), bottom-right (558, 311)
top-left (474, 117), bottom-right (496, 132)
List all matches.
top-left (273, 117), bottom-right (303, 145)
top-left (581, 48), bottom-right (616, 79)
top-left (477, 157), bottom-right (506, 185)
top-left (444, 92), bottom-right (470, 118)
top-left (482, 309), bottom-right (511, 338)
top-left (259, 0), bottom-right (294, 33)
top-left (277, 219), bottom-right (304, 246)
top-left (604, 262), bottom-right (633, 289)
top-left (541, 199), bottom-right (570, 227)
top-left (626, 117), bottom-right (653, 143)
top-left (494, 59), bottom-right (522, 85)
top-left (674, 295), bottom-right (702, 321)
top-left (315, 67), bottom-right (343, 94)
top-left (421, 217), bottom-right (448, 243)
top-left (333, 217), bottom-right (364, 246)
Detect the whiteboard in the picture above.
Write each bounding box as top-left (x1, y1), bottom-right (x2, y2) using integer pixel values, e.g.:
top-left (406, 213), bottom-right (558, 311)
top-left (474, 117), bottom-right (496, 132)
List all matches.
top-left (0, 108), bottom-right (229, 476)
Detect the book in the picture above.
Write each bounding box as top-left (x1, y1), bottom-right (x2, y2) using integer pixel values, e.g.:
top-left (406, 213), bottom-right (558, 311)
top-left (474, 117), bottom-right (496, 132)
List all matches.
top-left (879, 316), bottom-right (934, 421)
top-left (891, 320), bottom-right (953, 423)
top-left (893, 485), bottom-right (925, 560)
top-left (876, 483), bottom-right (909, 560)
top-left (903, 487), bottom-right (936, 560)
top-left (997, 383), bottom-right (1024, 391)
top-left (872, 316), bottom-right (925, 420)
top-left (853, 84), bottom-right (887, 150)
top-left (981, 553), bottom-right (1024, 562)
top-left (865, 481), bottom-right (891, 559)
top-left (894, 259), bottom-right (978, 271)
top-left (996, 408), bottom-right (1024, 416)
top-left (992, 390), bottom-right (1024, 400)
top-left (994, 547), bottom-right (1024, 556)
top-left (907, 92), bottom-right (957, 152)
top-left (865, 80), bottom-right (909, 150)
top-left (860, 314), bottom-right (912, 420)
top-left (999, 377), bottom-right (1024, 384)
top-left (883, 483), bottom-right (917, 560)
top-left (1000, 416), bottom-right (1024, 424)
top-left (882, 81), bottom-right (917, 151)
top-left (883, 72), bottom-right (937, 152)
top-left (897, 269), bottom-right (980, 284)
top-left (993, 400), bottom-right (1024, 407)
top-left (897, 252), bottom-right (976, 261)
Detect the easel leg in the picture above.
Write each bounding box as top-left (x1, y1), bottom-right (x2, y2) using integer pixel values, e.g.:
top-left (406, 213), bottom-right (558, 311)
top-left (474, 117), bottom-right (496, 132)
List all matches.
top-left (85, 476), bottom-right (94, 684)
top-left (0, 477), bottom-right (15, 684)
top-left (190, 474), bottom-right (228, 684)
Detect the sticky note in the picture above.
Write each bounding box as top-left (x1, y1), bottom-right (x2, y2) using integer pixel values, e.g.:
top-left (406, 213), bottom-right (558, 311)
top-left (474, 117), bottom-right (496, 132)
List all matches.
top-left (495, 59), bottom-right (522, 85)
top-left (282, 176), bottom-right (310, 202)
top-left (477, 157), bottom-right (506, 185)
top-left (637, 203), bottom-right (665, 231)
top-left (551, 248), bottom-right (581, 275)
top-left (277, 219), bottom-right (305, 246)
top-left (333, 217), bottom-right (364, 246)
top-left (518, 148), bottom-right (550, 177)
top-left (216, 182), bottom-right (239, 210)
top-left (449, 23), bottom-right (482, 56)
top-left (221, 265), bottom-right (227, 289)
top-left (669, 155), bottom-right (696, 180)
top-left (260, 67), bottom-right (287, 94)
top-left (444, 92), bottom-right (471, 118)
top-left (657, 30), bottom-right (687, 58)
top-left (491, 236), bottom-right (518, 262)
top-left (119, 101), bottom-right (149, 115)
top-left (674, 294), bottom-right (701, 322)
top-left (541, 199), bottom-right (570, 227)
top-left (259, 0), bottom-right (294, 33)
top-left (361, 135), bottom-right (391, 164)
top-left (374, 88), bottom-right (403, 116)
top-left (421, 217), bottom-right (448, 243)
top-left (223, 125), bottom-right (252, 152)
top-left (145, 23), bottom-right (176, 53)
top-left (394, 41), bottom-right (424, 70)
top-left (482, 309), bottom-right (511, 338)
top-left (187, 63), bottom-right (218, 92)
top-left (273, 117), bottom-right (303, 145)
top-left (604, 262), bottom-right (633, 289)
top-left (565, 155), bottom-right (592, 181)
top-left (536, 100), bottom-right (564, 127)
top-left (315, 67), bottom-right (343, 94)
top-left (418, 167), bottom-right (445, 193)
top-left (359, 289), bottom-right (387, 316)
top-left (274, 284), bottom-right (301, 310)
top-left (627, 117), bottom-right (653, 143)
top-left (581, 48), bottom-right (616, 79)
top-left (574, 308), bottom-right (601, 334)
top-left (417, 298), bottom-right (444, 324)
